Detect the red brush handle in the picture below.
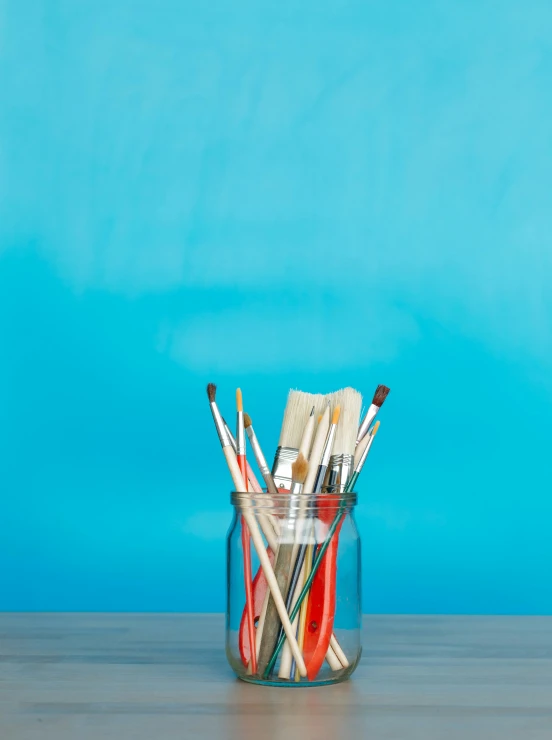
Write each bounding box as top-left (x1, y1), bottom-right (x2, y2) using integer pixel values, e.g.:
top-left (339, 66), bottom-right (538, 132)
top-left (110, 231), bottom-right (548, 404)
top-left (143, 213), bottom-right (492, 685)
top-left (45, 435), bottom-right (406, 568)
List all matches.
top-left (238, 486), bottom-right (288, 666)
top-left (237, 454), bottom-right (256, 674)
top-left (302, 500), bottom-right (345, 681)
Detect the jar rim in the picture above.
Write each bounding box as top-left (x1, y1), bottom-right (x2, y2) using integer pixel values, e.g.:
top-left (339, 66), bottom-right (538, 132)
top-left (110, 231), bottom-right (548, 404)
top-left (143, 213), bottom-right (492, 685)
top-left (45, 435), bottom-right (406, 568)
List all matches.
top-left (230, 490), bottom-right (357, 508)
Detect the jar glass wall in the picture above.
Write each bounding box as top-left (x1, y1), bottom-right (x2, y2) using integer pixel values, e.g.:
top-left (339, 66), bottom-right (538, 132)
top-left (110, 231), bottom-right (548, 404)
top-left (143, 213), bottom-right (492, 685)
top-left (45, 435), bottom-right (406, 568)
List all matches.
top-left (226, 491), bottom-right (361, 687)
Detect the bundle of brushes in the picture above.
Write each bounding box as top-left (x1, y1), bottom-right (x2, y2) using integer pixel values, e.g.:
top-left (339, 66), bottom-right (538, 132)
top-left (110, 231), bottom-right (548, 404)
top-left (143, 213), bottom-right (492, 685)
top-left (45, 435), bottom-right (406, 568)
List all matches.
top-left (207, 381), bottom-right (390, 683)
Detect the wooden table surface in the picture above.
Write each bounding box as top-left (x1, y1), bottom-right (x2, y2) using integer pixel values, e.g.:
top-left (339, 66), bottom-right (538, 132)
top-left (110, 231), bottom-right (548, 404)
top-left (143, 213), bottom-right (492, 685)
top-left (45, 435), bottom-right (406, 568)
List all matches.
top-left (1, 613), bottom-right (551, 739)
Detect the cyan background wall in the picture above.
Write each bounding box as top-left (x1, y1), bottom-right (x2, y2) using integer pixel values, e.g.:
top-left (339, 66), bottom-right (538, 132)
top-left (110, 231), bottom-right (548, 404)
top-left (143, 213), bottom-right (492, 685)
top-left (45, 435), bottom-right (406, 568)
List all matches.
top-left (1, 0), bottom-right (551, 613)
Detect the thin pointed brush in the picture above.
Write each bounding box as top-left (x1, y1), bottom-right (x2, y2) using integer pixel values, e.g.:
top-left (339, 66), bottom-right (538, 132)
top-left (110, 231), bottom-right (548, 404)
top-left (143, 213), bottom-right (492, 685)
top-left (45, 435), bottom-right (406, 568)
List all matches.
top-left (236, 389), bottom-right (257, 675)
top-left (213, 392), bottom-right (278, 547)
top-left (299, 406), bottom-right (316, 459)
top-left (312, 405), bottom-right (341, 493)
top-left (243, 413), bottom-right (278, 495)
top-left (263, 423), bottom-right (382, 678)
top-left (256, 453), bottom-right (309, 677)
top-left (206, 383), bottom-right (307, 676)
top-left (356, 385), bottom-right (390, 445)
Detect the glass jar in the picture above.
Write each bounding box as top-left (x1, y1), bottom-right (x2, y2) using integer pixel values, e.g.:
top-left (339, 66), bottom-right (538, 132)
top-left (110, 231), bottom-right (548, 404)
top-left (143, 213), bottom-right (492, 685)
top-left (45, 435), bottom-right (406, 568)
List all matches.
top-left (226, 490), bottom-right (361, 687)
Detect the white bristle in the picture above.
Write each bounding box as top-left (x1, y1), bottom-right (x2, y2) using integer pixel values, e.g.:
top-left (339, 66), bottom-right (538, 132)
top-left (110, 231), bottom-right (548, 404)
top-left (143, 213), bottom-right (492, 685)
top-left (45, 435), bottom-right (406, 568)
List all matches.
top-left (278, 390), bottom-right (326, 449)
top-left (328, 387), bottom-right (362, 456)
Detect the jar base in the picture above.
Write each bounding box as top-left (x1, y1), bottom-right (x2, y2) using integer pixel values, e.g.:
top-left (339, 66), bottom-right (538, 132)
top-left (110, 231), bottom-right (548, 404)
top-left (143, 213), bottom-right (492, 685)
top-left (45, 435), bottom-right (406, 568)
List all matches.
top-left (236, 670), bottom-right (353, 688)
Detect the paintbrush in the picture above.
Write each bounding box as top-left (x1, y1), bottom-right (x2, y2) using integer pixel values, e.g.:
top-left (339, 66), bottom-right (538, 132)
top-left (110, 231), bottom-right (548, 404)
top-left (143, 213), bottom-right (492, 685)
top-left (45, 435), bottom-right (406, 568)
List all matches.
top-left (356, 385), bottom-right (390, 445)
top-left (208, 385), bottom-right (278, 548)
top-left (243, 413), bottom-right (278, 495)
top-left (256, 453), bottom-right (309, 677)
top-left (236, 389), bottom-right (257, 675)
top-left (272, 391), bottom-right (325, 489)
top-left (327, 388), bottom-right (362, 492)
top-left (312, 405), bottom-right (341, 493)
top-left (347, 421), bottom-right (380, 491)
top-left (206, 384), bottom-right (307, 676)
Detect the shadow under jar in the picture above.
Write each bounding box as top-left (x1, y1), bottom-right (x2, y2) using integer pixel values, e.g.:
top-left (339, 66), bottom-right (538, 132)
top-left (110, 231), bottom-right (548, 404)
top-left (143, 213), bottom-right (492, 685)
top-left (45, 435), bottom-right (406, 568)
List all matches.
top-left (226, 490), bottom-right (361, 687)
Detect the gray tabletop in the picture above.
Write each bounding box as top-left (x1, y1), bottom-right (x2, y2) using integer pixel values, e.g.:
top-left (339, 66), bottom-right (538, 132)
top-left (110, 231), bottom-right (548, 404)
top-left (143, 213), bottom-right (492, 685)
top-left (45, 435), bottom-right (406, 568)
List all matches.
top-left (1, 613), bottom-right (551, 739)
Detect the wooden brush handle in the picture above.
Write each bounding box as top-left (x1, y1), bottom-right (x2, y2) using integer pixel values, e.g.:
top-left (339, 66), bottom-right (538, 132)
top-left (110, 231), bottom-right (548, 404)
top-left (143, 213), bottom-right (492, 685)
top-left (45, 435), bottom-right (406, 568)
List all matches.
top-left (257, 542), bottom-right (295, 676)
top-left (222, 446), bottom-right (307, 677)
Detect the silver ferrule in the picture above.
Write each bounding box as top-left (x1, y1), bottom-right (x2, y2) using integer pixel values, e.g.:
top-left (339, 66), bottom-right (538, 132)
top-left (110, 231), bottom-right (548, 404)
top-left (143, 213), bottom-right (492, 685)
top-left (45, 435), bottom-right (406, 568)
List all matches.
top-left (236, 411), bottom-right (245, 456)
top-left (210, 402), bottom-right (232, 448)
top-left (329, 453), bottom-right (355, 492)
top-left (284, 483), bottom-right (304, 534)
top-left (245, 426), bottom-right (270, 476)
top-left (356, 434), bottom-right (375, 473)
top-left (320, 425), bottom-right (337, 467)
top-left (224, 419), bottom-right (237, 452)
top-left (271, 446), bottom-right (299, 490)
top-left (356, 404), bottom-right (378, 445)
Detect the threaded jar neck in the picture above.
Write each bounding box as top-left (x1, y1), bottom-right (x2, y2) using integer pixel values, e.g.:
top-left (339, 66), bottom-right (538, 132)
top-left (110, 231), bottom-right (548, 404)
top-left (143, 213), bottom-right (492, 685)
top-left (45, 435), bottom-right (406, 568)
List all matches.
top-left (230, 490), bottom-right (357, 516)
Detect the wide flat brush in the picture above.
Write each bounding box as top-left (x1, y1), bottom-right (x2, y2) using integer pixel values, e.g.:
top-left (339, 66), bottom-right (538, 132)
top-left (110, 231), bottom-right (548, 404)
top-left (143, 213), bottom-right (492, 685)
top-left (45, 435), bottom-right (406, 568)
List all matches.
top-left (327, 388), bottom-right (362, 492)
top-left (272, 391), bottom-right (325, 489)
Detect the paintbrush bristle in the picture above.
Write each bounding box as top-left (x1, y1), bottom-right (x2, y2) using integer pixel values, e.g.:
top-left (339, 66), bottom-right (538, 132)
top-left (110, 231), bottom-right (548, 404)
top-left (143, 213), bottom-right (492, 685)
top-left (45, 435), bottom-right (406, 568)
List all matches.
top-left (243, 412), bottom-right (252, 428)
top-left (236, 388), bottom-right (243, 412)
top-left (332, 405), bottom-right (341, 425)
top-left (278, 390), bottom-right (326, 448)
top-left (291, 452), bottom-right (309, 484)
top-left (330, 387), bottom-right (362, 455)
top-left (372, 385), bottom-right (390, 408)
top-left (370, 421), bottom-right (381, 437)
top-left (207, 383), bottom-right (217, 402)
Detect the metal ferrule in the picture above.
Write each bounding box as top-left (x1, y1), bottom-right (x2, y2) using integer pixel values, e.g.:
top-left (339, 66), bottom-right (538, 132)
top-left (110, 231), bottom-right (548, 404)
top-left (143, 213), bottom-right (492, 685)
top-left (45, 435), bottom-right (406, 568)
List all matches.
top-left (245, 426), bottom-right (270, 476)
top-left (236, 411), bottom-right (245, 456)
top-left (320, 424), bottom-right (337, 467)
top-left (224, 419), bottom-right (237, 452)
top-left (312, 464), bottom-right (328, 493)
top-left (271, 446), bottom-right (299, 490)
top-left (356, 404), bottom-right (378, 445)
top-left (329, 453), bottom-right (355, 492)
top-left (210, 402), bottom-right (232, 448)
top-left (355, 434), bottom-right (375, 473)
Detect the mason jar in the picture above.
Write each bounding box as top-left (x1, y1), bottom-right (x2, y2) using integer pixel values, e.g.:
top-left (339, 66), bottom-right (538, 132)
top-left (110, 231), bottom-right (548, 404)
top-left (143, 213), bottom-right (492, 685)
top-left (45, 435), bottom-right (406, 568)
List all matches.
top-left (226, 490), bottom-right (361, 686)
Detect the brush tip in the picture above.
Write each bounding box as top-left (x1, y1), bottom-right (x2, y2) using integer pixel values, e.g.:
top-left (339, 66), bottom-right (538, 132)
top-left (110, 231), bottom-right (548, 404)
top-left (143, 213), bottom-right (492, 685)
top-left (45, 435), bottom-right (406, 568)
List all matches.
top-left (370, 421), bottom-right (381, 437)
top-left (207, 383), bottom-right (217, 402)
top-left (310, 406), bottom-right (315, 416)
top-left (236, 388), bottom-right (243, 411)
top-left (372, 385), bottom-right (390, 407)
top-left (332, 405), bottom-right (341, 425)
top-left (291, 452), bottom-right (309, 484)
top-left (243, 412), bottom-right (252, 428)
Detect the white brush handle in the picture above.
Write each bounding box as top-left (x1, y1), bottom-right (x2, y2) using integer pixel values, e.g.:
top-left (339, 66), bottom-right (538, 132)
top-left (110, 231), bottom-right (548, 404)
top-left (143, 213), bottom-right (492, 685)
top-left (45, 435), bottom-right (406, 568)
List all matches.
top-left (278, 559), bottom-right (305, 678)
top-left (299, 414), bottom-right (316, 459)
top-left (354, 433), bottom-right (370, 470)
top-left (223, 445), bottom-right (307, 677)
top-left (303, 409), bottom-right (330, 492)
top-left (326, 644), bottom-right (342, 671)
top-left (330, 634), bottom-right (349, 668)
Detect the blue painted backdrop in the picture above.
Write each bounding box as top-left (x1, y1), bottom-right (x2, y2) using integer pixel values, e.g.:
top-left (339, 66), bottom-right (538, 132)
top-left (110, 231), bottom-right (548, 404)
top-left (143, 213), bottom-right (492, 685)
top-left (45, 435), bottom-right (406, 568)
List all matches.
top-left (1, 0), bottom-right (551, 614)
